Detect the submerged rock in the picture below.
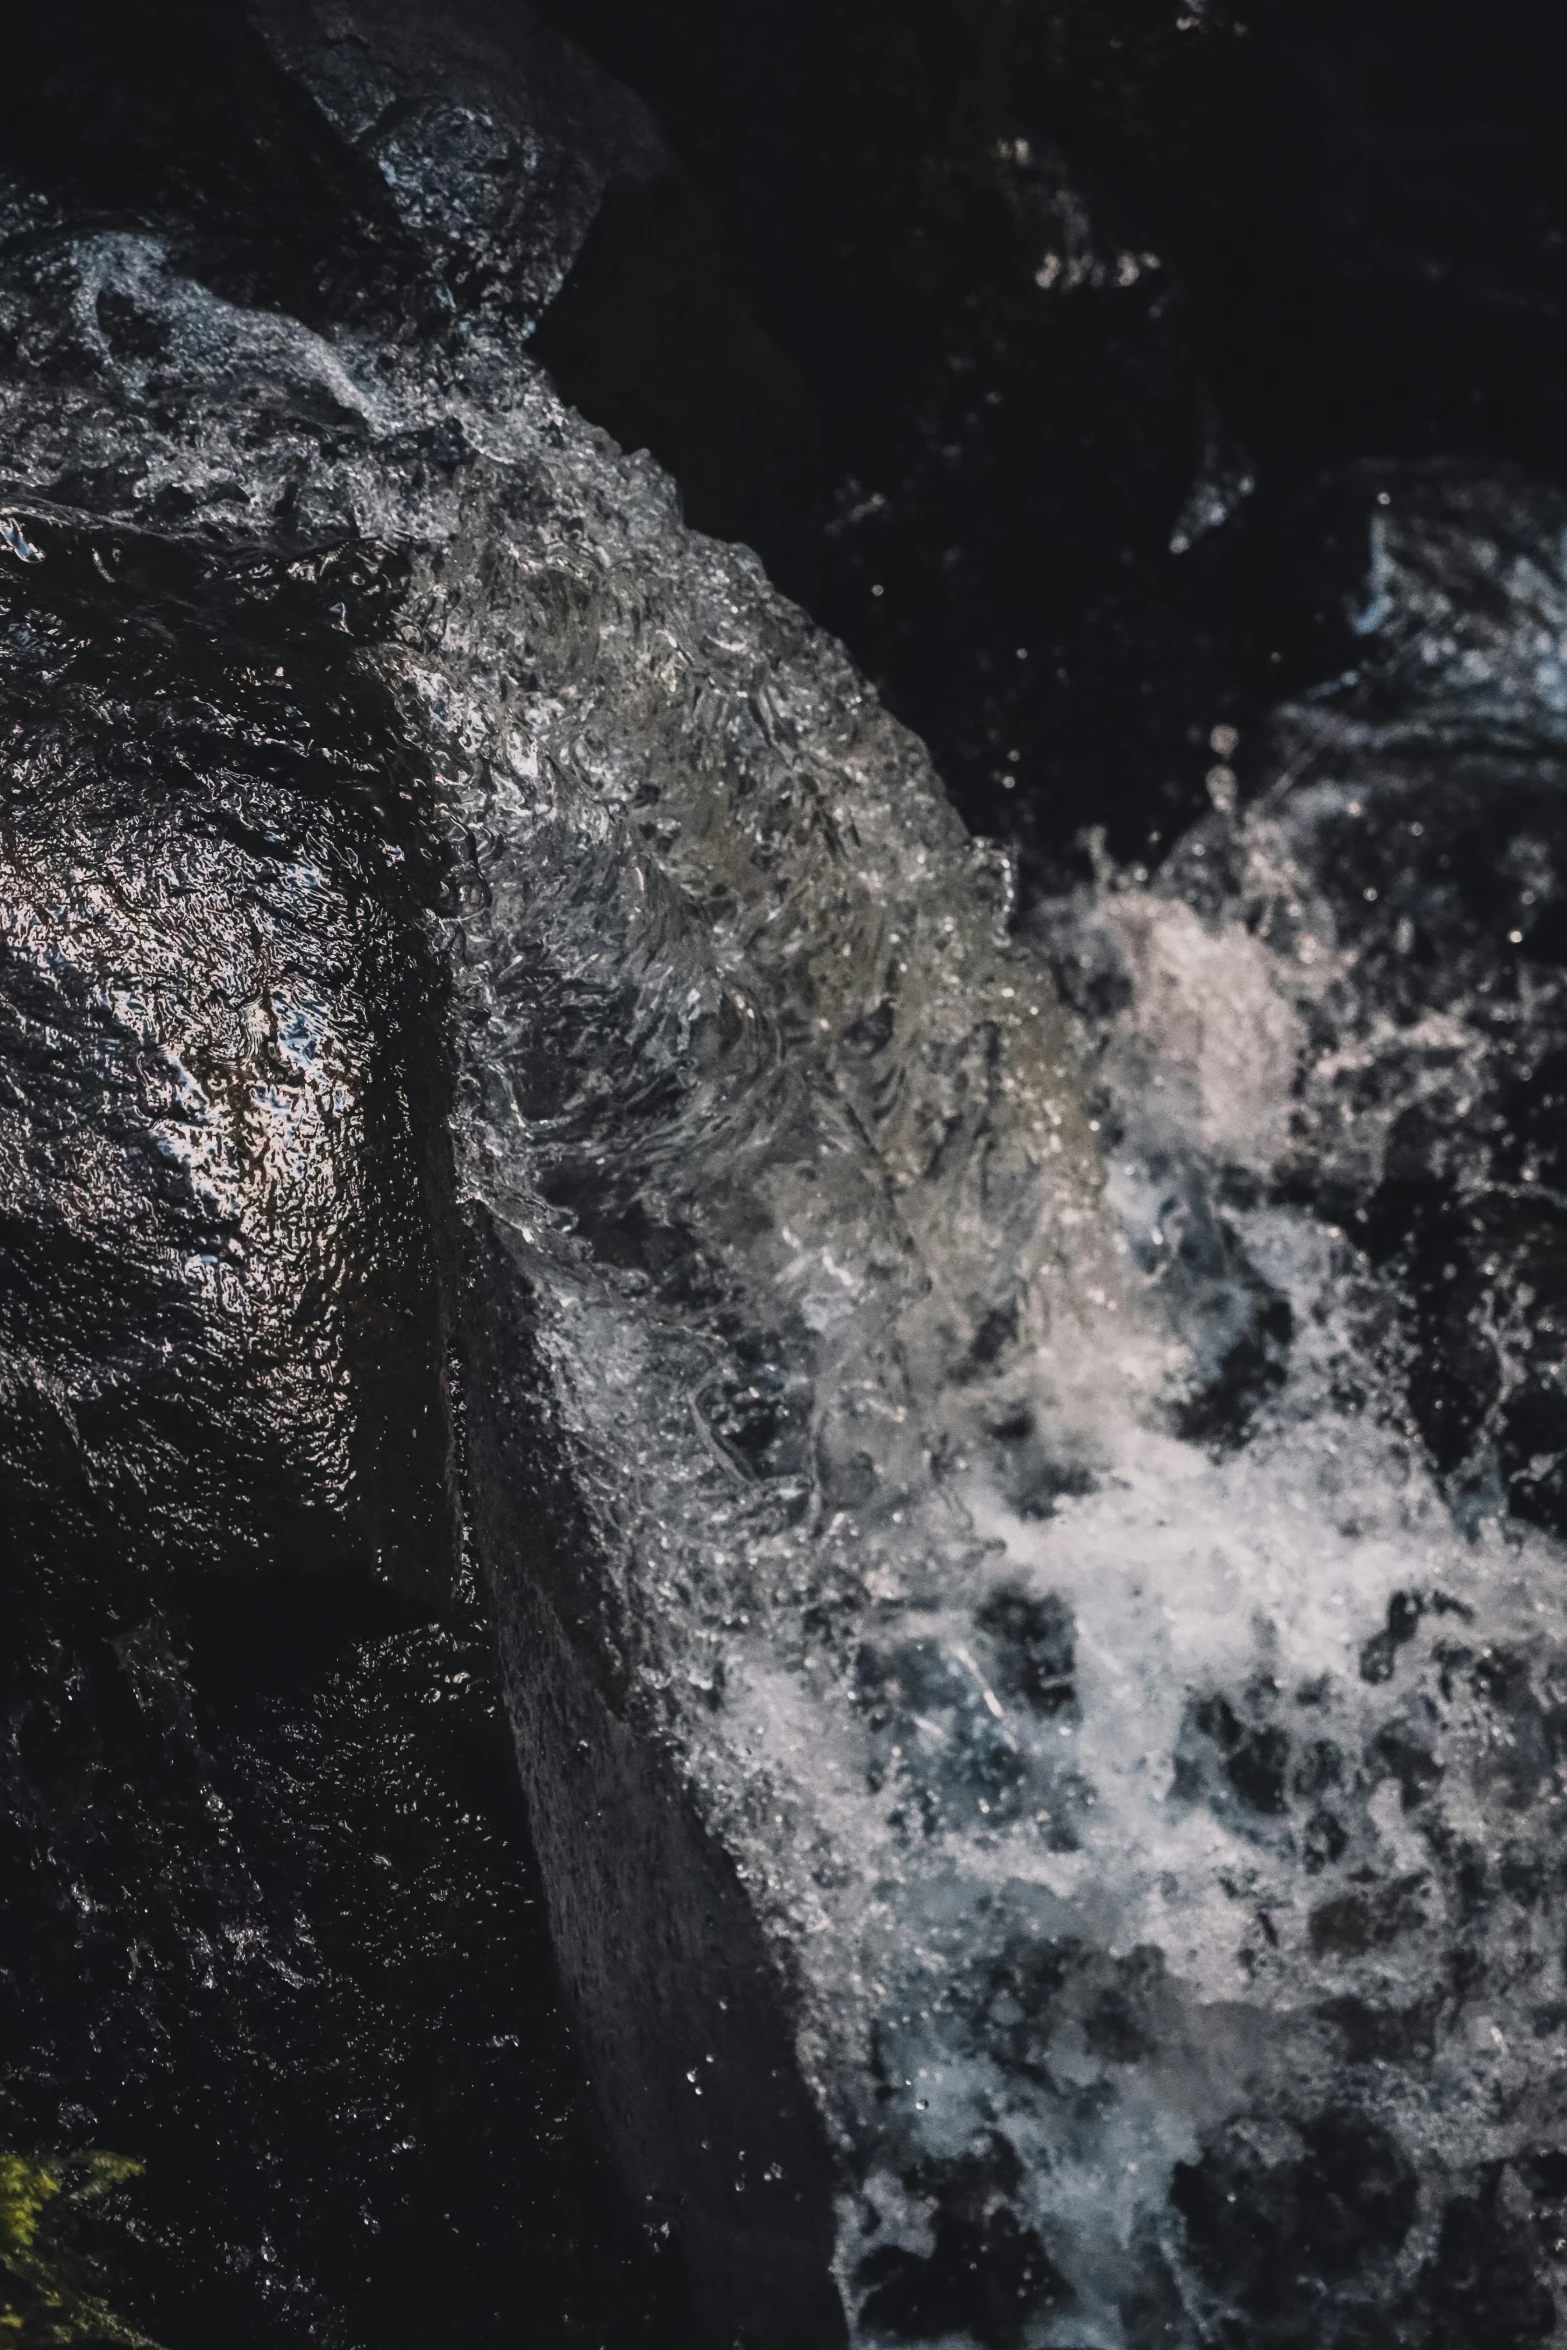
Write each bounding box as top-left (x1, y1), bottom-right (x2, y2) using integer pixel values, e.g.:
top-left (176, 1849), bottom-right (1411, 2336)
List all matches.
top-left (2, 8), bottom-right (1566, 2348)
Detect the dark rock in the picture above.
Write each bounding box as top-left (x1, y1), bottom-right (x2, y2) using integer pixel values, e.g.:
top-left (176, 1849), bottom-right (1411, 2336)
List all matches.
top-left (0, 9), bottom-right (684, 2343)
top-left (4, 12), bottom-right (1567, 2350)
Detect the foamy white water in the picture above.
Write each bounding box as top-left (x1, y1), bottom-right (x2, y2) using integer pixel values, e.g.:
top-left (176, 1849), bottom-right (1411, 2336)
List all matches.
top-left (3, 44), bottom-right (1565, 2337)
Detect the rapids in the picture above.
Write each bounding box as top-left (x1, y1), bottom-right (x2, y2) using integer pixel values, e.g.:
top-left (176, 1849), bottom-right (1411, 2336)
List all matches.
top-left (2, 7), bottom-right (1566, 2347)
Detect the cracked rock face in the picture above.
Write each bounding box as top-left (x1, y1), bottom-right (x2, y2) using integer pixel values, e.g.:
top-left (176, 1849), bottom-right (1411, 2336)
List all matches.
top-left (3, 8), bottom-right (1567, 2348)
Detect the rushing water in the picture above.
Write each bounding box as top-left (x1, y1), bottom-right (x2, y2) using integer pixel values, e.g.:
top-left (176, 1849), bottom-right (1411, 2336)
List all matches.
top-left (3, 6), bottom-right (1567, 2349)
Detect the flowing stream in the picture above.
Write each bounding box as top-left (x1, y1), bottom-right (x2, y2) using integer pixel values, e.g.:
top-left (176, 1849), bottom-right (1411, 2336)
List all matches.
top-left (2, 7), bottom-right (1567, 2348)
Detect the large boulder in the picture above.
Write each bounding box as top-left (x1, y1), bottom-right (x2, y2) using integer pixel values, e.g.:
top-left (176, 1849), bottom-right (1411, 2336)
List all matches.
top-left (2, 10), bottom-right (1565, 2346)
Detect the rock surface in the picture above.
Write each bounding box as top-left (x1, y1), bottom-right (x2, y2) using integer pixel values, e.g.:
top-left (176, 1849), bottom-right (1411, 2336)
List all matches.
top-left (2, 8), bottom-right (1567, 2349)
top-left (0, 9), bottom-right (682, 2345)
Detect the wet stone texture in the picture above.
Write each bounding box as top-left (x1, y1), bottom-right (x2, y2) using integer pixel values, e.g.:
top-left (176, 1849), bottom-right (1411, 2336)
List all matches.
top-left (0, 522), bottom-right (446, 1592)
top-left (528, 0), bottom-right (1567, 890)
top-left (2, 6), bottom-right (1567, 2350)
top-left (0, 443), bottom-right (684, 2350)
top-left (0, 10), bottom-right (685, 2345)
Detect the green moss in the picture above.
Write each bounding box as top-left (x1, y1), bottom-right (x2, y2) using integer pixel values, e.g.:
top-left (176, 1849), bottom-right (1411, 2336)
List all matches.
top-left (0, 2150), bottom-right (157, 2348)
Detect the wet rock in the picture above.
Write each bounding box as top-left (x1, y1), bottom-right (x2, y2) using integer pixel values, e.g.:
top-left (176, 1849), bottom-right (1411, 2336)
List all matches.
top-left (0, 9), bottom-right (682, 2343)
top-left (523, 0), bottom-right (1567, 892)
top-left (247, 0), bottom-right (664, 330)
top-left (0, 515), bottom-right (448, 1596)
top-left (3, 11), bottom-right (1567, 2350)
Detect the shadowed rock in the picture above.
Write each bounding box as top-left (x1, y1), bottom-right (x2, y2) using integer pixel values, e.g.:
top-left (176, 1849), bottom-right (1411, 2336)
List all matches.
top-left (2, 10), bottom-right (1567, 2349)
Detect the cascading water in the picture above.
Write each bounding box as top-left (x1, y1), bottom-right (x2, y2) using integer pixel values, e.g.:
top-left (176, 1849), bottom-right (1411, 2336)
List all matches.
top-left (2, 6), bottom-right (1566, 2348)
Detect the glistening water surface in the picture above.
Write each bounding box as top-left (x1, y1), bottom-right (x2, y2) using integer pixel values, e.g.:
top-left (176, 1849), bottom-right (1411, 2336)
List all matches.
top-left (5, 4), bottom-right (1567, 2347)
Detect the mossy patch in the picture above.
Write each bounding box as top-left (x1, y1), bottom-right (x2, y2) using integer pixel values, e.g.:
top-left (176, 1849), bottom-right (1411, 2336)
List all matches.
top-left (0, 2150), bottom-right (156, 2348)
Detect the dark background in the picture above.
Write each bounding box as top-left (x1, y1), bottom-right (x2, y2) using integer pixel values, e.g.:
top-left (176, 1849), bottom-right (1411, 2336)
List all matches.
top-left (533, 0), bottom-right (1567, 891)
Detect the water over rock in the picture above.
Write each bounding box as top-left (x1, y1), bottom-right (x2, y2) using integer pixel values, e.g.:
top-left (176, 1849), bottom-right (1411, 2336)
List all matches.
top-left (2, 8), bottom-right (1566, 2348)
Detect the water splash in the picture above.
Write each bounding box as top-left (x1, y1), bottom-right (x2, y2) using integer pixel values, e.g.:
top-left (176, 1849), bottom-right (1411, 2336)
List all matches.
top-left (1, 29), bottom-right (1566, 2350)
